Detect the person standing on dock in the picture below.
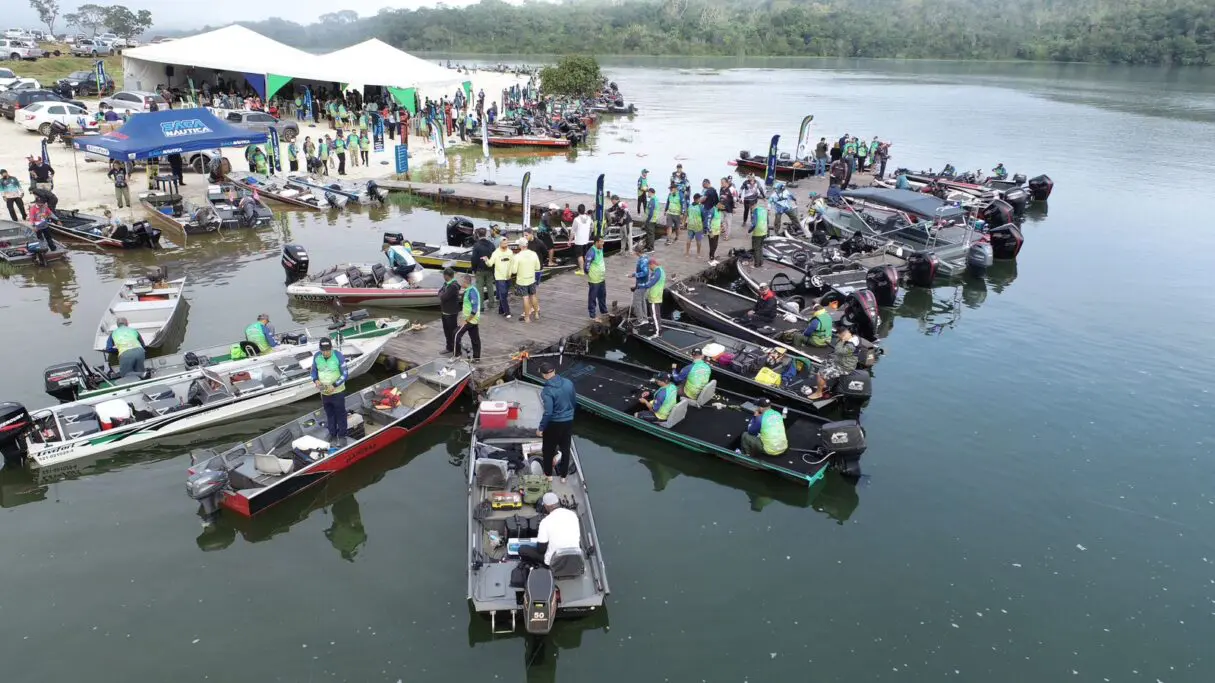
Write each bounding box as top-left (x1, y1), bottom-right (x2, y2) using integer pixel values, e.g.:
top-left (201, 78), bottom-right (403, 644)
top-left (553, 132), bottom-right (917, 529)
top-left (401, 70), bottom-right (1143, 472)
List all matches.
top-left (438, 268), bottom-right (461, 354)
top-left (454, 273), bottom-right (482, 361)
top-left (748, 200), bottom-right (770, 266)
top-left (536, 362), bottom-right (576, 482)
top-left (490, 238), bottom-right (515, 319)
top-left (512, 237), bottom-right (542, 323)
top-left (640, 256), bottom-right (666, 335)
top-left (311, 338), bottom-right (349, 448)
top-left (627, 244), bottom-right (651, 321)
top-left (585, 235), bottom-right (608, 320)
top-left (636, 169), bottom-right (649, 213)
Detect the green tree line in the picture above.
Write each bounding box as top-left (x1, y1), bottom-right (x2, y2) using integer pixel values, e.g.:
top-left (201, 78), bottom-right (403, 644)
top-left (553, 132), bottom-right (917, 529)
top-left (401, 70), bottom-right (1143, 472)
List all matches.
top-left (213, 0), bottom-right (1212, 66)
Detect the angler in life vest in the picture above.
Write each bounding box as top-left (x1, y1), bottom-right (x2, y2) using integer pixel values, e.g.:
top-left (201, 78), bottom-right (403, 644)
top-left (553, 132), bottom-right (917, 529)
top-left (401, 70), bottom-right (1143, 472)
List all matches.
top-left (310, 337), bottom-right (350, 448)
top-left (637, 372), bottom-right (677, 423)
top-left (740, 397), bottom-right (788, 458)
top-left (105, 316), bottom-right (147, 376)
top-left (244, 313), bottom-right (279, 354)
top-left (671, 348), bottom-right (712, 401)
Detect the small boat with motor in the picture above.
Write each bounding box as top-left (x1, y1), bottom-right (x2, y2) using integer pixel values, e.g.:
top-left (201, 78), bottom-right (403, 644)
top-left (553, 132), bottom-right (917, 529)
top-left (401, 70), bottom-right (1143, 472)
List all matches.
top-left (624, 318), bottom-right (872, 416)
top-left (736, 236), bottom-right (901, 306)
top-left (732, 150), bottom-right (815, 180)
top-left (669, 280), bottom-right (883, 348)
top-left (226, 172), bottom-right (329, 210)
top-left (0, 220), bottom-right (41, 264)
top-left (285, 174), bottom-right (386, 205)
top-left (0, 335), bottom-right (395, 470)
top-left (204, 183), bottom-right (274, 229)
top-left (47, 210), bottom-right (162, 249)
top-left (282, 244), bottom-right (447, 308)
top-left (520, 353), bottom-right (867, 483)
top-left (138, 189), bottom-right (220, 241)
top-left (47, 310), bottom-right (408, 403)
top-left (467, 380), bottom-right (610, 634)
top-left (186, 358), bottom-right (471, 518)
top-left (92, 268), bottom-right (187, 351)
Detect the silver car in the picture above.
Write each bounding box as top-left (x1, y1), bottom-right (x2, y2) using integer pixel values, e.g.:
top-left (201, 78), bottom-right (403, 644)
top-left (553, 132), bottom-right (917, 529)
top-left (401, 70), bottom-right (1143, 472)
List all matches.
top-left (223, 109), bottom-right (299, 141)
top-left (99, 90), bottom-right (167, 114)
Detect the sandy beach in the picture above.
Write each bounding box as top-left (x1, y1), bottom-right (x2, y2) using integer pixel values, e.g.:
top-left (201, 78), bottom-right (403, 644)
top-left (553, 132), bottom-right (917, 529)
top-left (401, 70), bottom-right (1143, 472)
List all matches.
top-left (0, 69), bottom-right (527, 222)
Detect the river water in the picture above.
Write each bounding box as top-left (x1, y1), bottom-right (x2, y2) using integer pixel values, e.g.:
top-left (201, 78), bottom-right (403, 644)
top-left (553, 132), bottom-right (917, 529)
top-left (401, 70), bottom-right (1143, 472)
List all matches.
top-left (2, 60), bottom-right (1214, 682)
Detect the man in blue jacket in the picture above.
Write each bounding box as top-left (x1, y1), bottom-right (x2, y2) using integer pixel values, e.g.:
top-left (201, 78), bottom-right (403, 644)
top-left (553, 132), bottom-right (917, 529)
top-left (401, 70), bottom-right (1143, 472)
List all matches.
top-left (537, 361), bottom-right (576, 482)
top-left (311, 338), bottom-right (349, 447)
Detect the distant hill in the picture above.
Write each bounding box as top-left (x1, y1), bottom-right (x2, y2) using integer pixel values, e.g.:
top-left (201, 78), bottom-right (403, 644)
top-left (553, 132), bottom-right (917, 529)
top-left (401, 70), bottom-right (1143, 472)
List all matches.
top-left (191, 0), bottom-right (1211, 65)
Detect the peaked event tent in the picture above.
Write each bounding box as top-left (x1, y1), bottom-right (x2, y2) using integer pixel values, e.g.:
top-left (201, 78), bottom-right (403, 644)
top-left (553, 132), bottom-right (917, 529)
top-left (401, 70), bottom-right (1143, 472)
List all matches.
top-left (72, 108), bottom-right (268, 161)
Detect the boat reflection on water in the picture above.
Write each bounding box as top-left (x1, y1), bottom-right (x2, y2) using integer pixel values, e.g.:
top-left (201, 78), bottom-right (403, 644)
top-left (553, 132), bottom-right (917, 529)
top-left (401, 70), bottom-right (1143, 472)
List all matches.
top-left (466, 600), bottom-right (610, 683)
top-left (195, 415), bottom-right (458, 553)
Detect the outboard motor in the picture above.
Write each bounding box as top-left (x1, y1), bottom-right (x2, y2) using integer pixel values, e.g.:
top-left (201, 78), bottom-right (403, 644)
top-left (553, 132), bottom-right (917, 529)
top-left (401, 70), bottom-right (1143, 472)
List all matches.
top-left (446, 216), bottom-right (474, 246)
top-left (832, 371), bottom-right (873, 419)
top-left (978, 199), bottom-right (1014, 228)
top-left (1028, 174), bottom-right (1053, 201)
top-left (523, 566), bottom-right (558, 634)
top-left (843, 289), bottom-right (880, 343)
top-left (382, 231), bottom-right (404, 246)
top-left (186, 461), bottom-right (231, 520)
top-left (967, 241), bottom-right (994, 275)
top-left (1001, 186), bottom-right (1029, 215)
top-left (0, 402), bottom-right (32, 466)
top-left (44, 362), bottom-right (87, 403)
top-left (365, 180), bottom-right (385, 203)
top-left (281, 244), bottom-right (310, 284)
top-left (988, 223), bottom-right (1024, 260)
top-left (820, 420), bottom-right (867, 478)
top-left (865, 264), bottom-right (899, 307)
top-left (906, 251), bottom-right (939, 288)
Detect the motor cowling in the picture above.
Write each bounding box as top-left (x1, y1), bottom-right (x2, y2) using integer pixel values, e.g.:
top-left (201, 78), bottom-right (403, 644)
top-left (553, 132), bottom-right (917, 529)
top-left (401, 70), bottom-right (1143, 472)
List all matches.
top-left (978, 199), bottom-right (1014, 228)
top-left (865, 264), bottom-right (899, 307)
top-left (988, 223), bottom-right (1024, 260)
top-left (820, 419), bottom-right (866, 477)
top-left (282, 244), bottom-right (309, 284)
top-left (906, 251), bottom-right (939, 288)
top-left (1028, 174), bottom-right (1053, 201)
top-left (967, 241), bottom-right (994, 275)
top-left (44, 362), bottom-right (86, 403)
top-left (843, 290), bottom-right (880, 343)
top-left (0, 402), bottom-right (32, 464)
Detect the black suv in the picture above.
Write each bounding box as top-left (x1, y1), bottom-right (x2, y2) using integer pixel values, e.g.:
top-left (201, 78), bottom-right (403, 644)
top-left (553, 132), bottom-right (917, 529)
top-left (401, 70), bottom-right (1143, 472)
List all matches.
top-left (0, 90), bottom-right (87, 120)
top-left (59, 70), bottom-right (114, 96)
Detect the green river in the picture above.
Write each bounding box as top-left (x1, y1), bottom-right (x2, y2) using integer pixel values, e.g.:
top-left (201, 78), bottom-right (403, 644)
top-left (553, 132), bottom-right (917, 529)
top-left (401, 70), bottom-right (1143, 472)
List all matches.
top-left (1, 59), bottom-right (1213, 682)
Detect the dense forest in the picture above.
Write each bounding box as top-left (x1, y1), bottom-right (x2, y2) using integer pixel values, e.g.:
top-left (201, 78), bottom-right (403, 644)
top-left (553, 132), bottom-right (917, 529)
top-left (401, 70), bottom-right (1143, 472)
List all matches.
top-left (211, 0), bottom-right (1213, 66)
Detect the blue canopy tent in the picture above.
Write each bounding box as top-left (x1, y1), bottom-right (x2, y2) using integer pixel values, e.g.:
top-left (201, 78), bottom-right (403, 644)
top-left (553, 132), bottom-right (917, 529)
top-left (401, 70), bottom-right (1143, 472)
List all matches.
top-left (72, 109), bottom-right (267, 161)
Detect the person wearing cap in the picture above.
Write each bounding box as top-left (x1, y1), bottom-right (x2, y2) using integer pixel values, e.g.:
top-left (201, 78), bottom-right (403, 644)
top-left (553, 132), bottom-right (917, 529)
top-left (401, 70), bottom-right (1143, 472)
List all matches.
top-left (641, 187), bottom-right (659, 250)
top-left (488, 237), bottom-right (515, 319)
top-left (453, 272), bottom-right (482, 360)
top-left (745, 283), bottom-right (778, 326)
top-left (244, 313), bottom-right (279, 353)
top-left (800, 302), bottom-right (834, 347)
top-left (636, 373), bottom-right (677, 423)
top-left (537, 362), bottom-right (576, 481)
top-left (105, 317), bottom-right (147, 376)
top-left (636, 168), bottom-right (649, 214)
top-left (663, 183), bottom-right (683, 246)
top-left (511, 236), bottom-right (542, 322)
top-left (747, 197), bottom-right (769, 266)
top-left (740, 398), bottom-right (788, 458)
top-left (518, 491), bottom-right (581, 568)
top-left (672, 347), bottom-right (713, 401)
top-left (627, 243), bottom-right (650, 320)
top-left (639, 255), bottom-right (666, 335)
top-left (311, 338), bottom-right (349, 446)
top-left (807, 326), bottom-right (859, 400)
top-left (470, 227), bottom-right (497, 310)
top-left (584, 235), bottom-right (608, 320)
top-left (1, 169), bottom-right (25, 222)
top-left (438, 267), bottom-right (462, 354)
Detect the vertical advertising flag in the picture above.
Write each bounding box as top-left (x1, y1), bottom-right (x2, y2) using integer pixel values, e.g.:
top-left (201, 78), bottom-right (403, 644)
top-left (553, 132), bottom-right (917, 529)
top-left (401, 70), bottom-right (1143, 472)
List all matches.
top-left (594, 174), bottom-right (605, 239)
top-left (764, 134), bottom-right (780, 187)
top-left (521, 171), bottom-right (532, 229)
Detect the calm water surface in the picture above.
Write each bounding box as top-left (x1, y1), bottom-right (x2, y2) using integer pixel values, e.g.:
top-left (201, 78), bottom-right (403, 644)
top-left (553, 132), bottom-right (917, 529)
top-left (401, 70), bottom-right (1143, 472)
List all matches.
top-left (2, 62), bottom-right (1214, 682)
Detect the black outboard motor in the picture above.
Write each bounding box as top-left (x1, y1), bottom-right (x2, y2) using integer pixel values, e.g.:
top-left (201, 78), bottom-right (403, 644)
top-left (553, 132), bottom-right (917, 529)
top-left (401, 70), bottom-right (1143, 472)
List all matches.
top-left (1001, 186), bottom-right (1029, 215)
top-left (906, 251), bottom-right (939, 288)
top-left (988, 224), bottom-right (1024, 260)
top-left (446, 216), bottom-right (474, 246)
top-left (832, 371), bottom-right (873, 419)
top-left (865, 264), bottom-right (899, 307)
top-left (1028, 174), bottom-right (1053, 201)
top-left (44, 362), bottom-right (87, 403)
top-left (843, 289), bottom-right (880, 343)
top-left (382, 231), bottom-right (404, 246)
top-left (820, 420), bottom-right (867, 478)
top-left (281, 244), bottom-right (310, 284)
top-left (365, 180), bottom-right (385, 203)
top-left (978, 199), bottom-right (1014, 228)
top-left (0, 402), bottom-right (32, 466)
top-left (966, 241), bottom-right (994, 276)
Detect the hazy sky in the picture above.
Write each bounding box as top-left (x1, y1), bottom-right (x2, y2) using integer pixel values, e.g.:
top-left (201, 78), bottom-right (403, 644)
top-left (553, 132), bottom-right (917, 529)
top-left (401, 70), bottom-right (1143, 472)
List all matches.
top-left (12, 0), bottom-right (489, 32)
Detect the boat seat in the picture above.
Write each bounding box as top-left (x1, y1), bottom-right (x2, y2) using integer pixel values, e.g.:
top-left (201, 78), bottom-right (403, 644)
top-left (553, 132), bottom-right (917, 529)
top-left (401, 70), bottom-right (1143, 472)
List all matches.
top-left (253, 453), bottom-right (294, 476)
top-left (658, 400), bottom-right (690, 429)
top-left (475, 458), bottom-right (510, 489)
top-left (693, 380), bottom-right (717, 408)
top-left (549, 547), bottom-right (586, 580)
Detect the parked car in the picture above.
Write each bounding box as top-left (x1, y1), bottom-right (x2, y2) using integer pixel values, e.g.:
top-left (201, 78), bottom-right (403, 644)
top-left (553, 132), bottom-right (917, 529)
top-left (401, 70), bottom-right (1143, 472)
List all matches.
top-left (0, 38), bottom-right (40, 61)
top-left (0, 77), bottom-right (41, 92)
top-left (71, 39), bottom-right (113, 57)
top-left (0, 89), bottom-right (85, 120)
top-left (223, 109), bottom-right (299, 141)
top-left (99, 90), bottom-right (167, 115)
top-left (17, 101), bottom-right (98, 136)
top-left (60, 70), bottom-right (114, 96)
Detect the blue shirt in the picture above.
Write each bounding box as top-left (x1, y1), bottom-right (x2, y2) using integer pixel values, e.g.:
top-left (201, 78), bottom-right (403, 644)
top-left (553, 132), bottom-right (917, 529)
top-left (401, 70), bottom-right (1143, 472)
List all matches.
top-left (309, 350), bottom-right (348, 386)
top-left (632, 253), bottom-right (650, 280)
top-left (539, 375), bottom-right (576, 429)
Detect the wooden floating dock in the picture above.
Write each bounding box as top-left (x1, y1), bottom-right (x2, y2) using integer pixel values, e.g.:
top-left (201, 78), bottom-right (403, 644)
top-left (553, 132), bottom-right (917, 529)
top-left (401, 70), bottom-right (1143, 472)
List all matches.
top-left (378, 179), bottom-right (828, 390)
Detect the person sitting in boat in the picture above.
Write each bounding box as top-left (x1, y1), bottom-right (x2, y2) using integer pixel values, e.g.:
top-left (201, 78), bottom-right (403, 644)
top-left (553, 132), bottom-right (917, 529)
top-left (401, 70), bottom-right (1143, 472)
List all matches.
top-left (740, 398), bottom-right (788, 458)
top-left (764, 347), bottom-right (797, 386)
top-left (518, 492), bottom-right (581, 569)
top-left (636, 373), bottom-right (678, 424)
top-left (672, 348), bottom-right (713, 401)
top-left (244, 313), bottom-right (279, 353)
top-left (744, 283), bottom-right (779, 327)
top-left (991, 163), bottom-right (1008, 180)
top-left (805, 326), bottom-right (860, 401)
top-left (800, 302), bottom-right (834, 347)
top-left (106, 317), bottom-right (147, 377)
top-left (384, 241), bottom-right (421, 278)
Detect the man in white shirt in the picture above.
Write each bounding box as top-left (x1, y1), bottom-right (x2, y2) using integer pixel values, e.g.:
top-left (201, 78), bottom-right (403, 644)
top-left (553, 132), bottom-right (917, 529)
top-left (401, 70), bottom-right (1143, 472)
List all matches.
top-left (571, 203), bottom-right (593, 274)
top-left (520, 492), bottom-right (582, 567)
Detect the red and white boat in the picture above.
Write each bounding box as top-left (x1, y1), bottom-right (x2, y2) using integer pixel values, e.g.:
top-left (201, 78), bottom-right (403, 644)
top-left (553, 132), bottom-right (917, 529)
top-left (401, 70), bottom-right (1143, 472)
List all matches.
top-left (186, 358), bottom-right (471, 518)
top-left (282, 245), bottom-right (447, 308)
